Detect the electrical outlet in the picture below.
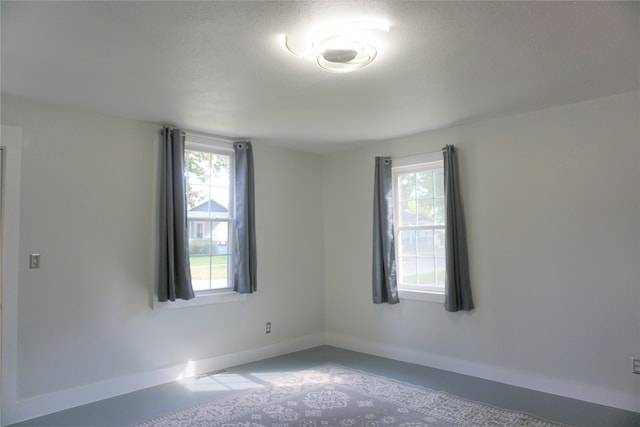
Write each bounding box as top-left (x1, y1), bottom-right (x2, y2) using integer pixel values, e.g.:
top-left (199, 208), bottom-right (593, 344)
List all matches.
top-left (632, 358), bottom-right (640, 374)
top-left (266, 322), bottom-right (271, 334)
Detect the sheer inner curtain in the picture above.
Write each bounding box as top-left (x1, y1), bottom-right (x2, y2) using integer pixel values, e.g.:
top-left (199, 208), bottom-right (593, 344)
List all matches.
top-left (371, 147), bottom-right (473, 311)
top-left (158, 126), bottom-right (194, 301)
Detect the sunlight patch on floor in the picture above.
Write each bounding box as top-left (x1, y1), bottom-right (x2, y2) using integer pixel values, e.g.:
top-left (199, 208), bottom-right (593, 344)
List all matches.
top-left (177, 370), bottom-right (296, 392)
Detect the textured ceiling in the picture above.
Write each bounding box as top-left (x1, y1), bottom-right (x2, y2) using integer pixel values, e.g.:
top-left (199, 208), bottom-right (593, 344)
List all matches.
top-left (1, 1), bottom-right (638, 152)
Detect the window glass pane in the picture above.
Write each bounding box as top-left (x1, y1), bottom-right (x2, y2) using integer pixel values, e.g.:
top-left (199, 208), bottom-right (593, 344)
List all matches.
top-left (189, 255), bottom-right (230, 291)
top-left (400, 257), bottom-right (417, 284)
top-left (399, 200), bottom-right (417, 226)
top-left (210, 153), bottom-right (230, 176)
top-left (211, 222), bottom-right (229, 255)
top-left (209, 153), bottom-right (231, 203)
top-left (434, 198), bottom-right (445, 225)
top-left (211, 221), bottom-right (229, 289)
top-left (206, 198), bottom-right (230, 219)
top-left (188, 220), bottom-right (230, 290)
top-left (417, 199), bottom-right (435, 225)
top-left (185, 151), bottom-right (231, 217)
top-left (417, 230), bottom-right (434, 257)
top-left (185, 144), bottom-right (233, 292)
top-left (416, 171), bottom-right (433, 199)
top-left (186, 184), bottom-right (211, 212)
top-left (210, 255), bottom-right (229, 289)
top-left (434, 229), bottom-right (446, 257)
top-left (435, 257), bottom-right (446, 286)
top-left (399, 230), bottom-right (416, 257)
top-left (188, 220), bottom-right (211, 255)
top-left (398, 173), bottom-right (415, 201)
top-left (190, 255), bottom-right (212, 292)
top-left (185, 150), bottom-right (213, 185)
top-left (417, 257), bottom-right (435, 286)
top-left (393, 162), bottom-right (446, 293)
top-left (434, 168), bottom-right (444, 197)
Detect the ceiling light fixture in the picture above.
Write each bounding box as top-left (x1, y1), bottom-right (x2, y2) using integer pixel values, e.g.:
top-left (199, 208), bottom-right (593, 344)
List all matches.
top-left (284, 21), bottom-right (390, 73)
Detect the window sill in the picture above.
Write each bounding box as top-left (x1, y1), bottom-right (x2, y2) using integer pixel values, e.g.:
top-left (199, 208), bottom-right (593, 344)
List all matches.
top-left (154, 291), bottom-right (247, 309)
top-left (398, 289), bottom-right (444, 304)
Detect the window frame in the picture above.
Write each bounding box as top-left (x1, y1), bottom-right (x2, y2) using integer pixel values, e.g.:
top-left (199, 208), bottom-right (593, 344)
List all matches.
top-left (184, 135), bottom-right (236, 295)
top-left (392, 152), bottom-right (446, 304)
top-left (155, 133), bottom-right (245, 310)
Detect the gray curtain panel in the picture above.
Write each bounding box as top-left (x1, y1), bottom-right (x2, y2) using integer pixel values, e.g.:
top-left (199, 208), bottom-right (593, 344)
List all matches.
top-left (443, 145), bottom-right (474, 312)
top-left (372, 157), bottom-right (399, 304)
top-left (233, 141), bottom-right (257, 294)
top-left (158, 127), bottom-right (195, 301)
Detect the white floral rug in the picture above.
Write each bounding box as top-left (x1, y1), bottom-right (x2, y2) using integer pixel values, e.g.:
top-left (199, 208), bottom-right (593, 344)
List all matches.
top-left (133, 364), bottom-right (561, 427)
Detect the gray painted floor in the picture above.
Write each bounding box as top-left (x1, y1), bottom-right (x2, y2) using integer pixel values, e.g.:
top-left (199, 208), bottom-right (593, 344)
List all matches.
top-left (10, 346), bottom-right (640, 426)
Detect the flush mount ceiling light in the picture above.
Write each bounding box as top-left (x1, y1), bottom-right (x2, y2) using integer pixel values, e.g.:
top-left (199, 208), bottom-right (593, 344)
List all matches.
top-left (284, 21), bottom-right (390, 73)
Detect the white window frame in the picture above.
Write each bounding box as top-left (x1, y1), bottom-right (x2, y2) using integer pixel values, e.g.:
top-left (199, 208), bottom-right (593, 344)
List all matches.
top-left (392, 152), bottom-right (445, 304)
top-left (155, 133), bottom-right (245, 309)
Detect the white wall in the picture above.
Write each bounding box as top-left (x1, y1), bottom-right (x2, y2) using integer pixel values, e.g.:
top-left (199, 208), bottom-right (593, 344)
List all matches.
top-left (0, 95), bottom-right (325, 412)
top-left (323, 92), bottom-right (640, 410)
top-left (2, 91), bottom-right (639, 419)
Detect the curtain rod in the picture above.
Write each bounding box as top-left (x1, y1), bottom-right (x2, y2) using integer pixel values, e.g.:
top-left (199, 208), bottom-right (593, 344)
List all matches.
top-left (162, 125), bottom-right (246, 144)
top-left (185, 130), bottom-right (242, 144)
top-left (391, 148), bottom-right (446, 161)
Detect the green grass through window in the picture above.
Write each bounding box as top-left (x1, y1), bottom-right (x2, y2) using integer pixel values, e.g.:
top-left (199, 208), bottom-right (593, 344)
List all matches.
top-left (189, 255), bottom-right (228, 280)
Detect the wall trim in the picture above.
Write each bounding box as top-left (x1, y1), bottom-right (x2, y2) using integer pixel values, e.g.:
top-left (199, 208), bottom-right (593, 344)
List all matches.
top-left (9, 329), bottom-right (638, 423)
top-left (12, 333), bottom-right (325, 424)
top-left (325, 332), bottom-right (639, 413)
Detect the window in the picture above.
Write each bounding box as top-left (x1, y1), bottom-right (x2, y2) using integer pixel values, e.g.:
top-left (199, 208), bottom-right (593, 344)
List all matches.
top-left (392, 153), bottom-right (445, 300)
top-left (184, 137), bottom-right (234, 293)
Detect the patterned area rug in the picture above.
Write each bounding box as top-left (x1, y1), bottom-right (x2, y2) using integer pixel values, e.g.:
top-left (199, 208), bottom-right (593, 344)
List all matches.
top-left (133, 364), bottom-right (561, 427)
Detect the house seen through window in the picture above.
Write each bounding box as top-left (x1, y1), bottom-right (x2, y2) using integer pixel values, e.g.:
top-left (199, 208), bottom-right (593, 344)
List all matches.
top-left (392, 153), bottom-right (445, 295)
top-left (185, 140), bottom-right (234, 292)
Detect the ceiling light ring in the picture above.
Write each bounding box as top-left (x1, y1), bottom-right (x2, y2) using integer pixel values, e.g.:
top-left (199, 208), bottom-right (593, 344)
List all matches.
top-left (308, 21), bottom-right (390, 44)
top-left (317, 58), bottom-right (368, 73)
top-left (316, 48), bottom-right (376, 73)
top-left (311, 30), bottom-right (376, 46)
top-left (314, 35), bottom-right (379, 71)
top-left (284, 20), bottom-right (390, 73)
top-left (319, 38), bottom-right (364, 53)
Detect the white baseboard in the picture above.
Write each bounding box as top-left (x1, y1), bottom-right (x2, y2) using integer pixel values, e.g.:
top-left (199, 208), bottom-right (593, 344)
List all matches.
top-left (324, 332), bottom-right (639, 413)
top-left (12, 333), bottom-right (325, 424)
top-left (10, 331), bottom-right (638, 424)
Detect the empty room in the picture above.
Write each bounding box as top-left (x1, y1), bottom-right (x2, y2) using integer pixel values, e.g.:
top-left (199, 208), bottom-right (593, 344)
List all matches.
top-left (1, 1), bottom-right (639, 426)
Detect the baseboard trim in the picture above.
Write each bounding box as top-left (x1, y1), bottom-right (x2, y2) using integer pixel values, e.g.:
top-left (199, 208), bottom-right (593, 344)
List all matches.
top-left (325, 332), bottom-right (639, 413)
top-left (13, 333), bottom-right (325, 424)
top-left (10, 331), bottom-right (639, 423)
